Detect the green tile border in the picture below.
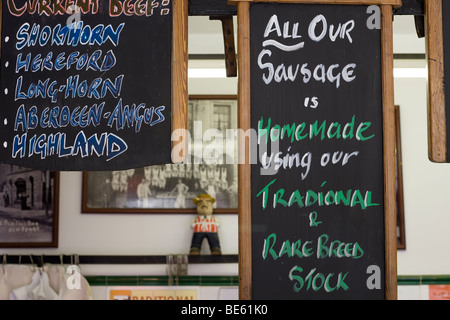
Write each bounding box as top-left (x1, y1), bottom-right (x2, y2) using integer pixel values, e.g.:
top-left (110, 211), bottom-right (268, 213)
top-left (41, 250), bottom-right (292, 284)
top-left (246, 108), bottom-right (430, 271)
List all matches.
top-left (86, 275), bottom-right (450, 287)
top-left (397, 275), bottom-right (450, 286)
top-left (86, 275), bottom-right (239, 286)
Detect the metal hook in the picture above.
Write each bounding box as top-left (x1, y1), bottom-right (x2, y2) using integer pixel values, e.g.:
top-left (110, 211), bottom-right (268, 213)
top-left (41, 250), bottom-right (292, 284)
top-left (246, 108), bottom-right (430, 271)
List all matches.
top-left (39, 254), bottom-right (45, 274)
top-left (29, 255), bottom-right (36, 272)
top-left (2, 254), bottom-right (6, 273)
top-left (74, 254), bottom-right (81, 273)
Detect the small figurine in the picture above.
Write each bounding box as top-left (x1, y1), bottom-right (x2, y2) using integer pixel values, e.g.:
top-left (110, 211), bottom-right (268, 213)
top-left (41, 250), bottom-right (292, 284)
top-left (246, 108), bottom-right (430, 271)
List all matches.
top-left (189, 194), bottom-right (221, 255)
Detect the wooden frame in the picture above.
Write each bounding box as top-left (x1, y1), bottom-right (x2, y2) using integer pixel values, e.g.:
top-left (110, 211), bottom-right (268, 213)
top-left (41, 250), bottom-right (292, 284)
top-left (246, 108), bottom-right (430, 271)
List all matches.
top-left (425, 0), bottom-right (446, 162)
top-left (82, 95), bottom-right (238, 214)
top-left (0, 166), bottom-right (59, 248)
top-left (235, 0), bottom-right (399, 300)
top-left (395, 105), bottom-right (406, 250)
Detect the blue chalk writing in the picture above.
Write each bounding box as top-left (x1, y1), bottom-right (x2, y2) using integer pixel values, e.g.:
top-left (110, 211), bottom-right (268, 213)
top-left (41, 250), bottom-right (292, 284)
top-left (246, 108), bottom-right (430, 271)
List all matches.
top-left (14, 103), bottom-right (105, 132)
top-left (107, 99), bottom-right (166, 133)
top-left (15, 74), bottom-right (123, 102)
top-left (16, 50), bottom-right (117, 73)
top-left (12, 131), bottom-right (128, 161)
top-left (16, 22), bottom-right (125, 50)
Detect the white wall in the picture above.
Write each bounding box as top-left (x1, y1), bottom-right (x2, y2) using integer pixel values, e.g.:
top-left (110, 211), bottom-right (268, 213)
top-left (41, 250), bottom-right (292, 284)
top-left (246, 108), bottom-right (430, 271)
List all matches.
top-left (392, 15), bottom-right (450, 276)
top-left (395, 76), bottom-right (450, 275)
top-left (58, 171), bottom-right (239, 256)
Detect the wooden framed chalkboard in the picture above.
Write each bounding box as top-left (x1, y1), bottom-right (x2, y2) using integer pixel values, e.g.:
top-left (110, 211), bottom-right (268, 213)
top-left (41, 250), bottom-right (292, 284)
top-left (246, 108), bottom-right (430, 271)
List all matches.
top-left (425, 0), bottom-right (448, 162)
top-left (0, 0), bottom-right (188, 171)
top-left (235, 0), bottom-right (399, 300)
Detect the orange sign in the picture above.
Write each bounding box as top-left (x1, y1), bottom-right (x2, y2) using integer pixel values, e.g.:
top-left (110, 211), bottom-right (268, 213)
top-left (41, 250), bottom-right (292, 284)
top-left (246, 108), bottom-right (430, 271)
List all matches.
top-left (429, 285), bottom-right (450, 300)
top-left (110, 290), bottom-right (132, 300)
top-left (109, 288), bottom-right (197, 300)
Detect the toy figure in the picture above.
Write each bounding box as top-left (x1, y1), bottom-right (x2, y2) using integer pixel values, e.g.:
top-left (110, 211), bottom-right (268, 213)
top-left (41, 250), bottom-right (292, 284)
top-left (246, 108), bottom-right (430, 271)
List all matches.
top-left (189, 194), bottom-right (221, 255)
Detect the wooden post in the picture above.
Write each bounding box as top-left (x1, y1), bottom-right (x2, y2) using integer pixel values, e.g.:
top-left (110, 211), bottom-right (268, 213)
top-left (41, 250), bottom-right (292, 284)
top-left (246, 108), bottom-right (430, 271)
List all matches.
top-left (237, 0), bottom-right (252, 300)
top-left (381, 3), bottom-right (398, 300)
top-left (210, 15), bottom-right (238, 77)
top-left (425, 0), bottom-right (446, 162)
top-left (172, 0), bottom-right (189, 163)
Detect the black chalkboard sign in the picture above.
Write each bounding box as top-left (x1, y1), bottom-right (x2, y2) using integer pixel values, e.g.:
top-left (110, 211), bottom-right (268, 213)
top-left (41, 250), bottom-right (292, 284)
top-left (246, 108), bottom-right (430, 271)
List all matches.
top-left (249, 3), bottom-right (385, 300)
top-left (0, 0), bottom-right (186, 171)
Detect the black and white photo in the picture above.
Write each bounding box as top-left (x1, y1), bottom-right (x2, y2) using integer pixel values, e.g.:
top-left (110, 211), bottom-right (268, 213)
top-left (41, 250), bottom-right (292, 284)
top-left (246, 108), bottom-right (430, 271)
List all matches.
top-left (82, 96), bottom-right (238, 214)
top-left (0, 165), bottom-right (58, 247)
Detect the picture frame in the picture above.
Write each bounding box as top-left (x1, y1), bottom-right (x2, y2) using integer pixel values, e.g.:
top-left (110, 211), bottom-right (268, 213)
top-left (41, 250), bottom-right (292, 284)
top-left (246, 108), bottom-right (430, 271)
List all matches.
top-left (0, 165), bottom-right (59, 247)
top-left (395, 105), bottom-right (406, 249)
top-left (82, 95), bottom-right (238, 214)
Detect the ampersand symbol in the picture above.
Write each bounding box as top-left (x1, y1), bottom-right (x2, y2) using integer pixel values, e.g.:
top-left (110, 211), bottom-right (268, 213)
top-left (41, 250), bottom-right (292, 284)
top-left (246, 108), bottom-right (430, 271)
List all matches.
top-left (309, 211), bottom-right (322, 227)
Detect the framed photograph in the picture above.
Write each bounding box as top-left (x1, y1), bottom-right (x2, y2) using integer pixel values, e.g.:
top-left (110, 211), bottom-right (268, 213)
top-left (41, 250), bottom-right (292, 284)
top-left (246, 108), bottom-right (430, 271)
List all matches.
top-left (0, 165), bottom-right (58, 247)
top-left (395, 105), bottom-right (406, 250)
top-left (82, 95), bottom-right (238, 214)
